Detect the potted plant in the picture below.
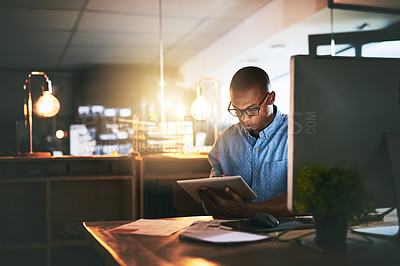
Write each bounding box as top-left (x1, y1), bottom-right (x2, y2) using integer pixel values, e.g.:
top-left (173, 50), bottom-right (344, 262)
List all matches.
top-left (294, 162), bottom-right (373, 249)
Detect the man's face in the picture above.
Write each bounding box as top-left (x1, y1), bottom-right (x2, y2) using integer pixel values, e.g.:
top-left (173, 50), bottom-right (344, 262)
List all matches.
top-left (230, 86), bottom-right (275, 134)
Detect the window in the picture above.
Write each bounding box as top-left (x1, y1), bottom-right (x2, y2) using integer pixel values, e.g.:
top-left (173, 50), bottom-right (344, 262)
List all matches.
top-left (362, 40), bottom-right (400, 58)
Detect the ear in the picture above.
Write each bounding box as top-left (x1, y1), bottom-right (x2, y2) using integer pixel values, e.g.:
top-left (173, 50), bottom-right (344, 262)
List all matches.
top-left (268, 91), bottom-right (276, 104)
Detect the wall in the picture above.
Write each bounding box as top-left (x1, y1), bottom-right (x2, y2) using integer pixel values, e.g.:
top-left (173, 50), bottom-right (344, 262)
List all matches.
top-left (74, 64), bottom-right (183, 118)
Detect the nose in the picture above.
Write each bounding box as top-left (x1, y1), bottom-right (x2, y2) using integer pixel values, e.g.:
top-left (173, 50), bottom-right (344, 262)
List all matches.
top-left (240, 111), bottom-right (251, 121)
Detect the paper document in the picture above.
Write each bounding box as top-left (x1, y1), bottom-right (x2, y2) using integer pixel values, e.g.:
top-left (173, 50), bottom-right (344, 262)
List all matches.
top-left (108, 216), bottom-right (212, 236)
top-left (180, 220), bottom-right (271, 244)
top-left (352, 225), bottom-right (399, 236)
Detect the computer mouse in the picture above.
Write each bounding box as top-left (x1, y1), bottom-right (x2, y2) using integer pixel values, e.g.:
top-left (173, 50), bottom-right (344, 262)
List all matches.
top-left (251, 212), bottom-right (279, 228)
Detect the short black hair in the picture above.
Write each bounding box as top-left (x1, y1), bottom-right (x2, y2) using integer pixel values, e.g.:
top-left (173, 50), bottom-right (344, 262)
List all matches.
top-left (230, 66), bottom-right (270, 93)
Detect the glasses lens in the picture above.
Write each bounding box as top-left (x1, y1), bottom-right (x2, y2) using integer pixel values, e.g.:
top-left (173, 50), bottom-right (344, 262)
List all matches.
top-left (228, 109), bottom-right (239, 117)
top-left (244, 108), bottom-right (260, 116)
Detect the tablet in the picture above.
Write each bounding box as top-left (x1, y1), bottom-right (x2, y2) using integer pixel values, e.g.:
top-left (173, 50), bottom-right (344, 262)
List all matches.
top-left (177, 176), bottom-right (258, 203)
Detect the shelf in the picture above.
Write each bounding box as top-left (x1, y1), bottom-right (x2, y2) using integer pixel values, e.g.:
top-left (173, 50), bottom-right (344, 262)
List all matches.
top-left (0, 175), bottom-right (135, 183)
top-left (0, 182), bottom-right (47, 246)
top-left (51, 245), bottom-right (103, 266)
top-left (138, 155), bottom-right (211, 218)
top-left (144, 173), bottom-right (210, 180)
top-left (0, 155), bottom-right (134, 179)
top-left (1, 248), bottom-right (47, 266)
top-left (50, 179), bottom-right (134, 241)
top-left (0, 156), bottom-right (137, 266)
top-left (0, 239), bottom-right (90, 250)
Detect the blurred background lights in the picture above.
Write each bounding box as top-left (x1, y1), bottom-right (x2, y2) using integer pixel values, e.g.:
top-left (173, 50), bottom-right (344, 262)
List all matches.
top-left (104, 108), bottom-right (117, 117)
top-left (78, 106), bottom-right (90, 115)
top-left (119, 108), bottom-right (131, 117)
top-left (190, 94), bottom-right (210, 121)
top-left (91, 105), bottom-right (105, 114)
top-left (149, 105), bottom-right (155, 113)
top-left (176, 103), bottom-right (185, 119)
top-left (56, 130), bottom-right (65, 139)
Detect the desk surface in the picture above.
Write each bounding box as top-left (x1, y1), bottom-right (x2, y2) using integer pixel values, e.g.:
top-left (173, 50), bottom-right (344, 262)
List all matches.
top-left (84, 218), bottom-right (400, 266)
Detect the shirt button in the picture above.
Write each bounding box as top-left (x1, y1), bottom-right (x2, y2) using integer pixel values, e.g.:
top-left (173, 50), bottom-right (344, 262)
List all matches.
top-left (254, 171), bottom-right (258, 175)
top-left (267, 135), bottom-right (270, 138)
top-left (255, 147), bottom-right (259, 151)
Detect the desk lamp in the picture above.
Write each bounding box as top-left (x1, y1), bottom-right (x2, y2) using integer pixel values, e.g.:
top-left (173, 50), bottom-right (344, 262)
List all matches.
top-left (23, 71), bottom-right (60, 157)
top-left (190, 78), bottom-right (218, 147)
top-left (190, 85), bottom-right (210, 121)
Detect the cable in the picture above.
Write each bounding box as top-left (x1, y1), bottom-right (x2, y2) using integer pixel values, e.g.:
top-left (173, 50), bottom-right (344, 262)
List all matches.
top-left (330, 7), bottom-right (335, 56)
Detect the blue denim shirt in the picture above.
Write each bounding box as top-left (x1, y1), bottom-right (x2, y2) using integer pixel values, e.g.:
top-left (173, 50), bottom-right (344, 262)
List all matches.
top-left (208, 106), bottom-right (288, 202)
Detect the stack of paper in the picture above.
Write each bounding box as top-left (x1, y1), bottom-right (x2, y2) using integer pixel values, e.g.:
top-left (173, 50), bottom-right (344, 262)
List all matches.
top-left (108, 217), bottom-right (210, 236)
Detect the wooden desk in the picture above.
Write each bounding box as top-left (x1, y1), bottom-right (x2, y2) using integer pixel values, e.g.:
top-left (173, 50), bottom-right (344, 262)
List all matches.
top-left (84, 218), bottom-right (400, 266)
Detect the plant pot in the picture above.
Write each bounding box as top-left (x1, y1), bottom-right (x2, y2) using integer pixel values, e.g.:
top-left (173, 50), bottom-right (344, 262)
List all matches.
top-left (314, 215), bottom-right (348, 249)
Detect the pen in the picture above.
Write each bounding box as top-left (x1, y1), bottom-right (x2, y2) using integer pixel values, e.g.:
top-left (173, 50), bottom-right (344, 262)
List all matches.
top-left (206, 225), bottom-right (233, 231)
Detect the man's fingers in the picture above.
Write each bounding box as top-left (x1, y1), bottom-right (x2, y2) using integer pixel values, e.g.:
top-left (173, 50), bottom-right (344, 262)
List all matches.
top-left (199, 189), bottom-right (215, 203)
top-left (224, 186), bottom-right (242, 201)
top-left (201, 186), bottom-right (222, 204)
top-left (199, 190), bottom-right (219, 215)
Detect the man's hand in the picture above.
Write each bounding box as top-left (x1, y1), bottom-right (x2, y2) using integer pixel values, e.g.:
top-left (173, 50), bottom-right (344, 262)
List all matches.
top-left (198, 186), bottom-right (250, 219)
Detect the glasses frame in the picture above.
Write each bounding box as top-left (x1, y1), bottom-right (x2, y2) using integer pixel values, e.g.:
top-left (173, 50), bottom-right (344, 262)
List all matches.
top-left (227, 92), bottom-right (269, 118)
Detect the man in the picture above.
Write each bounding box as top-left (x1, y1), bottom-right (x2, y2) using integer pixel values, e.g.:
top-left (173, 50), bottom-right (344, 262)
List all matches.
top-left (199, 66), bottom-right (290, 218)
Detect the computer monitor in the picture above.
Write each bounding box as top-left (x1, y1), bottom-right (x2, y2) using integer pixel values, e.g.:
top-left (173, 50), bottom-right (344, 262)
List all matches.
top-left (287, 55), bottom-right (400, 236)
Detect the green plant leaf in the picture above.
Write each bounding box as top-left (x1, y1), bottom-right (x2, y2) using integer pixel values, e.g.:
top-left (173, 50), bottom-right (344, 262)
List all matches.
top-left (294, 161), bottom-right (373, 221)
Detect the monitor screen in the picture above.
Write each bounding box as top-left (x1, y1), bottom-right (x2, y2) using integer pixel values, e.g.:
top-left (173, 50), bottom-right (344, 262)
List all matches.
top-left (287, 55), bottom-right (400, 213)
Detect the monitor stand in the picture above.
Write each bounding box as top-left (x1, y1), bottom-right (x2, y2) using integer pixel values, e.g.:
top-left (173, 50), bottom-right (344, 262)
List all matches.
top-left (352, 133), bottom-right (400, 238)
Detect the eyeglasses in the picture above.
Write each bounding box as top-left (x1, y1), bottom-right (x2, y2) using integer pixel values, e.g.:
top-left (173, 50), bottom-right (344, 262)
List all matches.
top-left (227, 93), bottom-right (269, 117)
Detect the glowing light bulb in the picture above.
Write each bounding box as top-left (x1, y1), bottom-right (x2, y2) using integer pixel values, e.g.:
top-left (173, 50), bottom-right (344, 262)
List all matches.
top-left (55, 130), bottom-right (65, 139)
top-left (176, 104), bottom-right (185, 120)
top-left (34, 91), bottom-right (60, 117)
top-left (190, 95), bottom-right (210, 121)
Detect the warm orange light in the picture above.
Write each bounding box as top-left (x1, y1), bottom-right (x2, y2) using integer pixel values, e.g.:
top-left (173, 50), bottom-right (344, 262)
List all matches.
top-left (181, 258), bottom-right (217, 266)
top-left (34, 91), bottom-right (60, 117)
top-left (55, 130), bottom-right (64, 139)
top-left (176, 103), bottom-right (185, 120)
top-left (190, 95), bottom-right (210, 121)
